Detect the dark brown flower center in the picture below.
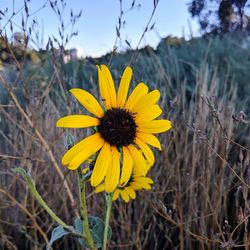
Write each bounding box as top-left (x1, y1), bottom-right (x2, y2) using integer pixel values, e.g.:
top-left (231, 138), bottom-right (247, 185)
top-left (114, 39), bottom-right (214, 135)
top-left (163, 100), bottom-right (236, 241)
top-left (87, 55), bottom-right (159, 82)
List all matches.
top-left (98, 108), bottom-right (137, 148)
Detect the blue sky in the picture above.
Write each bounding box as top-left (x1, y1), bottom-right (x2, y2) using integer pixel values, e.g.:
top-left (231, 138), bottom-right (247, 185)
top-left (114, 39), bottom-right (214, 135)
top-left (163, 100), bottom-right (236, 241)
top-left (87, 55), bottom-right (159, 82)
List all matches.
top-left (1, 0), bottom-right (200, 57)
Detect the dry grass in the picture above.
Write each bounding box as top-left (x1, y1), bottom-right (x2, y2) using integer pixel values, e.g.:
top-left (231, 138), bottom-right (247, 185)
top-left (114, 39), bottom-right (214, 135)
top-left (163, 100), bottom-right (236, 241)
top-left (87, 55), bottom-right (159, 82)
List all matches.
top-left (0, 47), bottom-right (249, 250)
top-left (0, 0), bottom-right (250, 248)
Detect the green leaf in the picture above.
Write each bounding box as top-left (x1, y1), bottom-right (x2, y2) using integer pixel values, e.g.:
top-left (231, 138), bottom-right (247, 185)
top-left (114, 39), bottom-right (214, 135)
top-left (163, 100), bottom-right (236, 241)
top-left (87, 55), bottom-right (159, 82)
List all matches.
top-left (74, 218), bottom-right (86, 246)
top-left (74, 218), bottom-right (83, 233)
top-left (46, 226), bottom-right (70, 250)
top-left (74, 217), bottom-right (112, 248)
top-left (89, 216), bottom-right (112, 247)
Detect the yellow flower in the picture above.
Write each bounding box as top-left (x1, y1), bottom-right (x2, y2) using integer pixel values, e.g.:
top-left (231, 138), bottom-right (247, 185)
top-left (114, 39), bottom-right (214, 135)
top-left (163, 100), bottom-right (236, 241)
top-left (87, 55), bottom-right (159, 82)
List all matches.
top-left (57, 65), bottom-right (171, 192)
top-left (95, 173), bottom-right (153, 203)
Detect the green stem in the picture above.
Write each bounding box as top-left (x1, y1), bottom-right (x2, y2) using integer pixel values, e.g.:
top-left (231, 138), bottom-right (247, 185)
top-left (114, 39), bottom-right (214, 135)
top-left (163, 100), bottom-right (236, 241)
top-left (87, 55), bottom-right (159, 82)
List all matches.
top-left (31, 182), bottom-right (69, 228)
top-left (16, 168), bottom-right (69, 228)
top-left (103, 193), bottom-right (112, 250)
top-left (16, 168), bottom-right (88, 240)
top-left (77, 169), bottom-right (96, 250)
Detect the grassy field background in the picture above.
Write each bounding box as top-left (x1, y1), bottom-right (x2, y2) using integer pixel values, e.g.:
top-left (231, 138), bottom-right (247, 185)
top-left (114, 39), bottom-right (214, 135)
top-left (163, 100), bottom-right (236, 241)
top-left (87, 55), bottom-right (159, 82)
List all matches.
top-left (0, 31), bottom-right (250, 249)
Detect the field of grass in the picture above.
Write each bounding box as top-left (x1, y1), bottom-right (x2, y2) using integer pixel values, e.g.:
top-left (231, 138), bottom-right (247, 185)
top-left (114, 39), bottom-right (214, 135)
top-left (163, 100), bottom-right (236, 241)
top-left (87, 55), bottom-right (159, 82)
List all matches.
top-left (0, 33), bottom-right (250, 250)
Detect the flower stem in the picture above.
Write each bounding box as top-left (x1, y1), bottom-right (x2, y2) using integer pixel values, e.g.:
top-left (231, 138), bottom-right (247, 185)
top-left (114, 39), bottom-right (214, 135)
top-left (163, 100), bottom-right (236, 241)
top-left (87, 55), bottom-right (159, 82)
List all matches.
top-left (30, 181), bottom-right (69, 229)
top-left (77, 169), bottom-right (96, 250)
top-left (15, 168), bottom-right (69, 228)
top-left (103, 193), bottom-right (112, 250)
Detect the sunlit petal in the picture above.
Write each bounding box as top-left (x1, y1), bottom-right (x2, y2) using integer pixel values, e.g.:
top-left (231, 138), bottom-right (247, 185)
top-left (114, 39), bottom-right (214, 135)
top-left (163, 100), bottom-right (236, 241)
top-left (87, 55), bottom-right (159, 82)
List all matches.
top-left (138, 120), bottom-right (172, 133)
top-left (56, 115), bottom-right (99, 128)
top-left (112, 189), bottom-right (120, 201)
top-left (131, 90), bottom-right (160, 114)
top-left (125, 186), bottom-right (136, 199)
top-left (62, 133), bottom-right (103, 165)
top-left (135, 138), bottom-right (155, 165)
top-left (135, 105), bottom-right (162, 123)
top-left (124, 82), bottom-right (148, 110)
top-left (127, 144), bottom-right (150, 176)
top-left (137, 132), bottom-right (162, 150)
top-left (95, 183), bottom-right (105, 193)
top-left (97, 65), bottom-right (111, 109)
top-left (120, 189), bottom-right (130, 202)
top-left (117, 66), bottom-right (132, 108)
top-left (66, 134), bottom-right (104, 170)
top-left (100, 65), bottom-right (117, 108)
top-left (91, 142), bottom-right (111, 187)
top-left (119, 146), bottom-right (133, 187)
top-left (70, 88), bottom-right (104, 118)
top-left (105, 146), bottom-right (120, 192)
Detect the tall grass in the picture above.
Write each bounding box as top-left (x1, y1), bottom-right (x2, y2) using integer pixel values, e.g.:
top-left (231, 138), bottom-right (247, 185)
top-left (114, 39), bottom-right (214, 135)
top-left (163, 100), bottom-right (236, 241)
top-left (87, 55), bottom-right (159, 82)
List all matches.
top-left (0, 36), bottom-right (249, 249)
top-left (0, 1), bottom-right (250, 247)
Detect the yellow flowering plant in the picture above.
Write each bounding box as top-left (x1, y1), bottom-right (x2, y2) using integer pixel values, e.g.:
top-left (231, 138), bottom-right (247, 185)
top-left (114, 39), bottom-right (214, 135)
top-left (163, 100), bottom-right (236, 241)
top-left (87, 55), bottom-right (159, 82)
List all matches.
top-left (17, 65), bottom-right (171, 250)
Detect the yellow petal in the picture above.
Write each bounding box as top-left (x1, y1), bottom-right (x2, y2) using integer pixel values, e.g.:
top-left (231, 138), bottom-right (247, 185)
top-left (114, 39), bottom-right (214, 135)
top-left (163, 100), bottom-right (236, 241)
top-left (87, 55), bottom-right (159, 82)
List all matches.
top-left (140, 183), bottom-right (151, 190)
top-left (131, 90), bottom-right (160, 114)
top-left (56, 115), bottom-right (99, 128)
top-left (138, 120), bottom-right (172, 134)
top-left (67, 134), bottom-right (104, 170)
top-left (62, 133), bottom-right (103, 165)
top-left (135, 138), bottom-right (155, 166)
top-left (130, 182), bottom-right (143, 190)
top-left (146, 177), bottom-right (154, 184)
top-left (137, 132), bottom-right (162, 150)
top-left (141, 176), bottom-right (154, 184)
top-left (97, 65), bottom-right (109, 108)
top-left (117, 66), bottom-right (132, 108)
top-left (119, 146), bottom-right (133, 187)
top-left (95, 183), bottom-right (105, 193)
top-left (134, 176), bottom-right (153, 186)
top-left (105, 146), bottom-right (120, 192)
top-left (125, 186), bottom-right (136, 199)
top-left (97, 65), bottom-right (113, 109)
top-left (112, 189), bottom-right (120, 201)
top-left (91, 142), bottom-right (111, 187)
top-left (100, 65), bottom-right (117, 108)
top-left (124, 83), bottom-right (148, 110)
top-left (133, 177), bottom-right (152, 190)
top-left (127, 145), bottom-right (149, 176)
top-left (135, 105), bottom-right (162, 123)
top-left (120, 189), bottom-right (130, 202)
top-left (69, 88), bottom-right (104, 118)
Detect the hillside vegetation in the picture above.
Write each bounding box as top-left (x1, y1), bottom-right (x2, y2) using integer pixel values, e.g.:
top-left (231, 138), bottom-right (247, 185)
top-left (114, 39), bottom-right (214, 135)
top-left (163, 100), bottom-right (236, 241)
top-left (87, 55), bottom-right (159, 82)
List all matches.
top-left (0, 33), bottom-right (249, 249)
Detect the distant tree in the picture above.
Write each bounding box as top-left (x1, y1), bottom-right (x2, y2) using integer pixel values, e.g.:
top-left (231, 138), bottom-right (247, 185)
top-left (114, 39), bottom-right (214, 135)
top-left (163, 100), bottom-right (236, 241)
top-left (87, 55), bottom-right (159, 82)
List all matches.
top-left (188, 0), bottom-right (250, 33)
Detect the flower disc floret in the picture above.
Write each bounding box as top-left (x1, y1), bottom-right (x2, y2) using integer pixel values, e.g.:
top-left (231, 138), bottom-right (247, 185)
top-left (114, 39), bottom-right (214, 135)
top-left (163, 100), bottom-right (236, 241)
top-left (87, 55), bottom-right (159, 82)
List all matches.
top-left (98, 108), bottom-right (137, 148)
